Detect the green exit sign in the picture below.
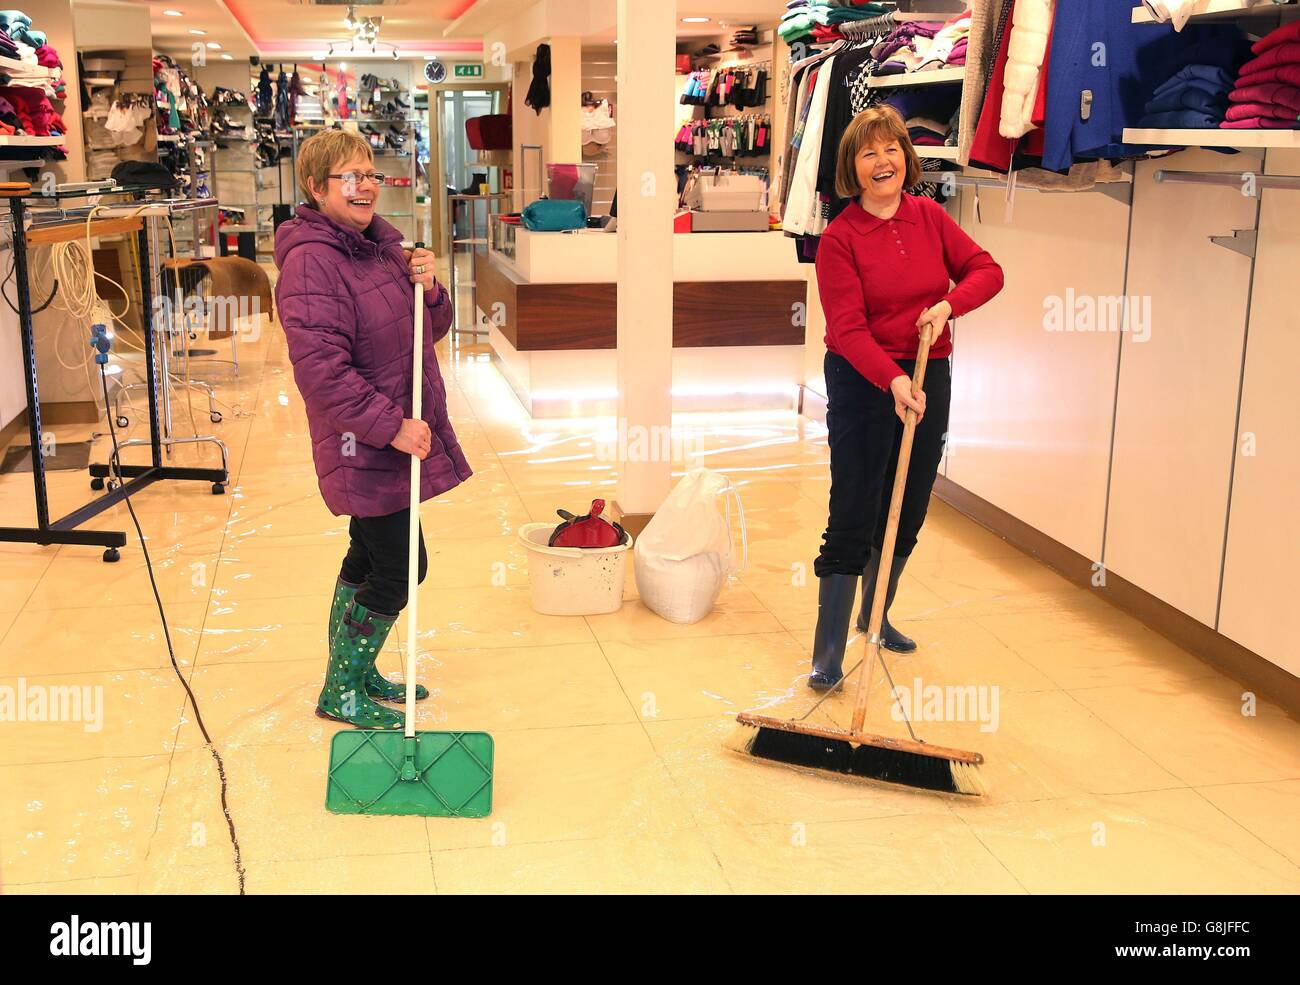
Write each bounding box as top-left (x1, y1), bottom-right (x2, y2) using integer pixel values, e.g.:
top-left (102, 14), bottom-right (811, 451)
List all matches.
top-left (454, 64), bottom-right (484, 78)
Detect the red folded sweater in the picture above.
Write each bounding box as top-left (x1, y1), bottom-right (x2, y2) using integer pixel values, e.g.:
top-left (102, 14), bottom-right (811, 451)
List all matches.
top-left (816, 195), bottom-right (1004, 390)
top-left (1220, 116), bottom-right (1300, 129)
top-left (1230, 81), bottom-right (1300, 113)
top-left (1239, 41), bottom-right (1300, 78)
top-left (1253, 18), bottom-right (1300, 55)
top-left (1235, 62), bottom-right (1300, 89)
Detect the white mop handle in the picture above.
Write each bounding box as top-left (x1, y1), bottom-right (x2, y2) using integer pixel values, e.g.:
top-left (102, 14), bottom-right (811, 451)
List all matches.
top-left (405, 274), bottom-right (425, 738)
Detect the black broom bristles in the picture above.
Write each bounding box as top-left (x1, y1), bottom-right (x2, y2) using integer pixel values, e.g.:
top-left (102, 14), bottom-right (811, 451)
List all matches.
top-left (724, 722), bottom-right (986, 796)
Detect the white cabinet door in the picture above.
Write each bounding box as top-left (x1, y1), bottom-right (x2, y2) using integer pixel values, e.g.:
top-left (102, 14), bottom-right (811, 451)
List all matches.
top-left (1218, 148), bottom-right (1300, 676)
top-left (1105, 151), bottom-right (1257, 625)
top-left (947, 180), bottom-right (1129, 562)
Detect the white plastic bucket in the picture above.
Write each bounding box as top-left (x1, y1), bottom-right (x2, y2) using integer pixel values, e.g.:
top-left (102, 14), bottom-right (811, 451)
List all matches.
top-left (518, 523), bottom-right (633, 616)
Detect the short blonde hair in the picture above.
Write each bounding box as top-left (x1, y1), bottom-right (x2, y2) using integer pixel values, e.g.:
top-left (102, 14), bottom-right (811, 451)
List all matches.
top-left (296, 128), bottom-right (374, 206)
top-left (834, 105), bottom-right (923, 200)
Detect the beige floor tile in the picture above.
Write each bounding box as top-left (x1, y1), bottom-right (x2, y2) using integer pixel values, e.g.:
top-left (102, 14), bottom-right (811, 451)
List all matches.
top-left (908, 554), bottom-right (1095, 619)
top-left (977, 605), bottom-right (1224, 690)
top-left (413, 642), bottom-right (636, 733)
top-left (0, 554), bottom-right (54, 612)
top-left (600, 632), bottom-right (809, 722)
top-left (960, 789), bottom-right (1300, 893)
top-left (0, 602), bottom-right (206, 677)
top-left (415, 585), bottom-right (598, 650)
top-left (1195, 780), bottom-right (1300, 867)
top-left (0, 669), bottom-right (186, 766)
top-left (705, 812), bottom-right (1025, 894)
top-left (433, 830), bottom-right (730, 894)
top-left (0, 755), bottom-right (168, 884)
top-left (584, 586), bottom-right (784, 643)
top-left (1069, 677), bottom-right (1300, 786)
top-left (244, 852), bottom-right (438, 894)
top-left (25, 550), bottom-right (218, 611)
top-left (423, 724), bottom-right (697, 853)
top-left (6, 874), bottom-right (140, 894)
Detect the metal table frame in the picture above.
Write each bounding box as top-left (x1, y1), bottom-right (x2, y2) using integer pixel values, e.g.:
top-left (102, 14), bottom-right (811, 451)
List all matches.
top-left (0, 187), bottom-right (229, 561)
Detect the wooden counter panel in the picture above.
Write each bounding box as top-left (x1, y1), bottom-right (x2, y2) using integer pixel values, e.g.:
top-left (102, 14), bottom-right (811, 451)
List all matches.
top-left (478, 256), bottom-right (615, 350)
top-left (481, 257), bottom-right (806, 351)
top-left (672, 280), bottom-right (807, 348)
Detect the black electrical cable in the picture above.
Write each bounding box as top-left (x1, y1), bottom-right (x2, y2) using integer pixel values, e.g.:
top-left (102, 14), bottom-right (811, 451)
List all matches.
top-left (98, 366), bottom-right (246, 895)
top-left (2, 250), bottom-right (58, 314)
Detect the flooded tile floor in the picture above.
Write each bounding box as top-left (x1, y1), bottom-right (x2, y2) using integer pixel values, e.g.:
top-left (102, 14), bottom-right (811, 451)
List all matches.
top-left (1, 298), bottom-right (1297, 894)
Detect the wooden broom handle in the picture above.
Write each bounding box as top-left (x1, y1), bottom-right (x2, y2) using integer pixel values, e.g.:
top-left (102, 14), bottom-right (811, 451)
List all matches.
top-left (850, 321), bottom-right (935, 736)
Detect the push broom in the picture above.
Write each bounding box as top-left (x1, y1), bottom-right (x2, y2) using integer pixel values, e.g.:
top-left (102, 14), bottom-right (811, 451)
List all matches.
top-left (725, 321), bottom-right (986, 796)
top-left (325, 245), bottom-right (494, 817)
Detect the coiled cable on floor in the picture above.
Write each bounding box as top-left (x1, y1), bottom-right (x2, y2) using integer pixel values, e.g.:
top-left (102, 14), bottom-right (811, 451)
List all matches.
top-left (97, 360), bottom-right (246, 895)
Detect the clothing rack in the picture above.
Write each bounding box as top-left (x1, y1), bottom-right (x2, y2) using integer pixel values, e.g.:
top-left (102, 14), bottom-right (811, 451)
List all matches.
top-left (916, 171), bottom-right (1134, 204)
top-left (1154, 168), bottom-right (1300, 191)
top-left (0, 185), bottom-right (229, 562)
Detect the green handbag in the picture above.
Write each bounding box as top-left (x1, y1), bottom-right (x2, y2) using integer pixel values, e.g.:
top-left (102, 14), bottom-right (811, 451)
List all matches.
top-left (521, 198), bottom-right (588, 231)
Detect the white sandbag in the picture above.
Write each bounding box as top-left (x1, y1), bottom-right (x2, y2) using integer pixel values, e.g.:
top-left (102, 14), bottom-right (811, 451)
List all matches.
top-left (634, 467), bottom-right (746, 624)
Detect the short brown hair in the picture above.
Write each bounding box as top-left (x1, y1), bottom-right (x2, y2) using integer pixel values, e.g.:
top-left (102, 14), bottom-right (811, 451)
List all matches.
top-left (296, 128), bottom-right (373, 206)
top-left (834, 105), bottom-right (922, 200)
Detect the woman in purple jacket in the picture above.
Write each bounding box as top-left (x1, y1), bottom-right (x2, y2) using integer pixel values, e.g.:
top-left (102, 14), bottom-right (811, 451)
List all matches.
top-left (274, 130), bottom-right (472, 730)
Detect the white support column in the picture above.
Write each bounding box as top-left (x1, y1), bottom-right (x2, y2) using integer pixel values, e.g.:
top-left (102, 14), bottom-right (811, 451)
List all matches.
top-left (548, 37), bottom-right (584, 165)
top-left (614, 0), bottom-right (675, 519)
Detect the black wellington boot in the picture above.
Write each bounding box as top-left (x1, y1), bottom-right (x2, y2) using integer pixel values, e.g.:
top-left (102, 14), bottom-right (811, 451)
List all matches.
top-left (809, 573), bottom-right (859, 690)
top-left (855, 547), bottom-right (918, 653)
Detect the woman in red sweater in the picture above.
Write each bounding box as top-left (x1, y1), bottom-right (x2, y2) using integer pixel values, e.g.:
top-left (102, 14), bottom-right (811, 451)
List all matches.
top-left (810, 106), bottom-right (1003, 690)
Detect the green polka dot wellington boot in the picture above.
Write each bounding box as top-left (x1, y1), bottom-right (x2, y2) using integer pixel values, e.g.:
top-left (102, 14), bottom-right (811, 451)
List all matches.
top-left (316, 600), bottom-right (404, 729)
top-left (328, 578), bottom-right (427, 703)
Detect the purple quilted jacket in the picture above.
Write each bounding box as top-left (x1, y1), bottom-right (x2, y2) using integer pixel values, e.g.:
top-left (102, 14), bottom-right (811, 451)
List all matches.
top-left (274, 205), bottom-right (471, 518)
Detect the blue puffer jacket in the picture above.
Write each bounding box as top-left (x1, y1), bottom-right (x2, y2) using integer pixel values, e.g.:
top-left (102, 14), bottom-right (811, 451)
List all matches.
top-left (274, 205), bottom-right (471, 518)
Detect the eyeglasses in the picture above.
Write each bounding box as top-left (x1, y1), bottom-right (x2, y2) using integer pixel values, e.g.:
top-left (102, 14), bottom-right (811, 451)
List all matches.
top-left (328, 170), bottom-right (386, 187)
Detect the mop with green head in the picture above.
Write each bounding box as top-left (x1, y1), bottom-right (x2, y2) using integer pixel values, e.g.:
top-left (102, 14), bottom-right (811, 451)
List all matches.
top-left (725, 323), bottom-right (986, 796)
top-left (325, 247), bottom-right (494, 817)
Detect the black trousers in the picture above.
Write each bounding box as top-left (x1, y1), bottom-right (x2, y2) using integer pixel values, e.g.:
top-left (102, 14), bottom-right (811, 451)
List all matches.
top-left (814, 351), bottom-right (951, 578)
top-left (338, 508), bottom-right (428, 616)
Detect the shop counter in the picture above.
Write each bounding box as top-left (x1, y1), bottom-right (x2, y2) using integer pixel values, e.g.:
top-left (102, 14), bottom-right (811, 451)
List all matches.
top-left (478, 226), bottom-right (808, 417)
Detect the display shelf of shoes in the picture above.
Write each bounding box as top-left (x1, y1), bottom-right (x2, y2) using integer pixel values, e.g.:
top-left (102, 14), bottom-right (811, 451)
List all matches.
top-left (210, 96), bottom-right (280, 253)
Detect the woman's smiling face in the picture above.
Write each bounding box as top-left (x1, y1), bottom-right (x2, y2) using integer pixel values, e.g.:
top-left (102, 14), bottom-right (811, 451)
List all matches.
top-left (855, 137), bottom-right (906, 207)
top-left (310, 151), bottom-right (379, 232)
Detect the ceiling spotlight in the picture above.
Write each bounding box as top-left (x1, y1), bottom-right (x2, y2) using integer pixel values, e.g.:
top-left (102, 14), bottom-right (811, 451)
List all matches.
top-left (221, 53), bottom-right (232, 60)
top-left (189, 29), bottom-right (205, 35)
top-left (682, 17), bottom-right (710, 23)
top-left (206, 41), bottom-right (221, 49)
top-left (163, 9), bottom-right (182, 16)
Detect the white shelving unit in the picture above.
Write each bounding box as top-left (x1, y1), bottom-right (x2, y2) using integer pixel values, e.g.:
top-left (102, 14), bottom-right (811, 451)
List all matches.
top-left (867, 66), bottom-right (965, 89)
top-left (0, 135), bottom-right (67, 146)
top-left (1122, 128), bottom-right (1300, 148)
top-left (0, 55), bottom-right (54, 78)
top-left (1131, 0), bottom-right (1299, 24)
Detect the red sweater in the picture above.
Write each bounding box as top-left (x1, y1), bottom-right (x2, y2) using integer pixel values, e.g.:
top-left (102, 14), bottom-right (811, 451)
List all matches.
top-left (816, 194), bottom-right (1004, 391)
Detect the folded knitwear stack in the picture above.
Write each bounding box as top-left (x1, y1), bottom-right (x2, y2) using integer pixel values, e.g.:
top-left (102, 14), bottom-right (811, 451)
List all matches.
top-left (872, 21), bottom-right (945, 75)
top-left (1221, 20), bottom-right (1300, 129)
top-left (779, 1), bottom-right (891, 45)
top-left (916, 10), bottom-right (971, 71)
top-left (884, 83), bottom-right (962, 146)
top-left (1136, 32), bottom-right (1253, 130)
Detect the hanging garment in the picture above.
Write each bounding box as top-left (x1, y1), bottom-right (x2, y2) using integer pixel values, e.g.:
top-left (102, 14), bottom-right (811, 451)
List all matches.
top-left (1000, 0), bottom-right (1056, 139)
top-left (783, 55), bottom-right (835, 236)
top-left (289, 71), bottom-right (305, 124)
top-left (526, 43), bottom-right (551, 114)
top-left (274, 70), bottom-right (291, 129)
top-left (334, 70), bottom-right (349, 121)
top-left (256, 66), bottom-right (273, 116)
top-left (957, 0), bottom-right (1005, 165)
